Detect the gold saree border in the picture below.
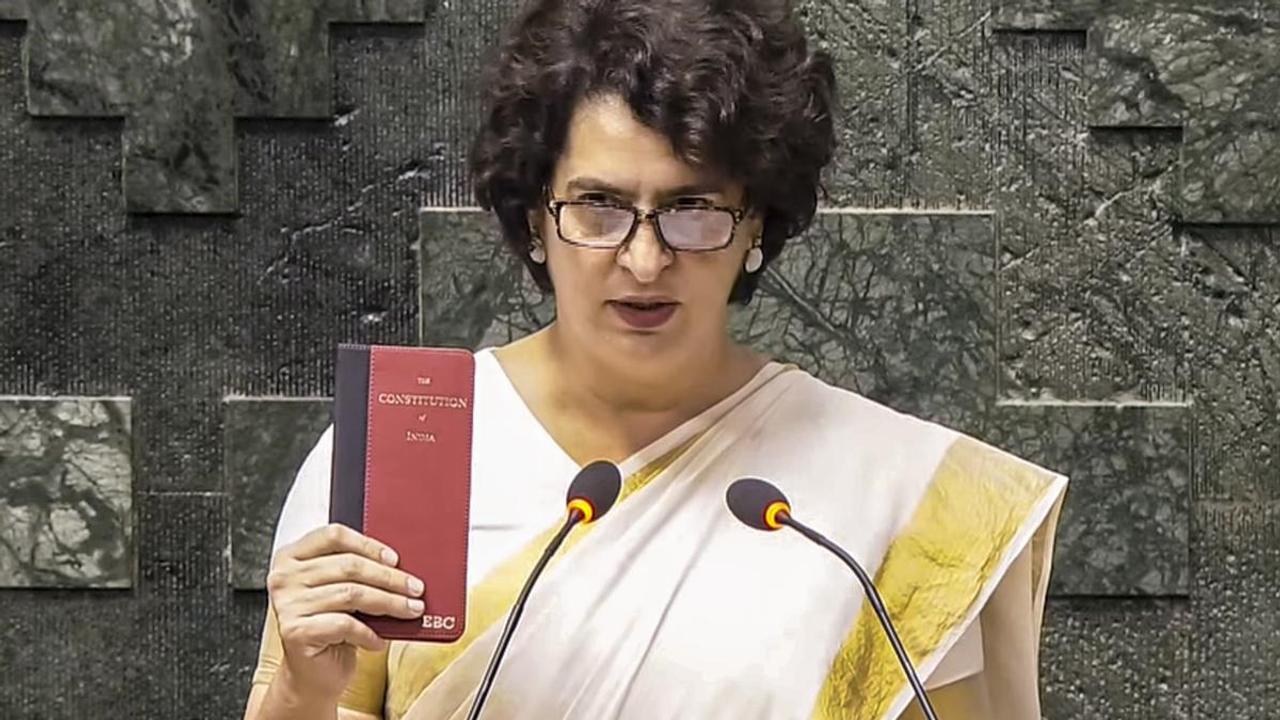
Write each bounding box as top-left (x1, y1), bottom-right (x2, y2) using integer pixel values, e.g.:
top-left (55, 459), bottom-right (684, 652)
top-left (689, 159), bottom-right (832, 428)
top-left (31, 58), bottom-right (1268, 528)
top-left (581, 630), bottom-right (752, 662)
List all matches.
top-left (383, 441), bottom-right (694, 719)
top-left (811, 435), bottom-right (1063, 720)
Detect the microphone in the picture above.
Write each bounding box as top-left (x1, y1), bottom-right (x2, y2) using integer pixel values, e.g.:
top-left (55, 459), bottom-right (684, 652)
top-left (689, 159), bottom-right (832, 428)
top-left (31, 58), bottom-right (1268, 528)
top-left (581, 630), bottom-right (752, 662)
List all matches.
top-left (466, 460), bottom-right (623, 720)
top-left (726, 478), bottom-right (940, 720)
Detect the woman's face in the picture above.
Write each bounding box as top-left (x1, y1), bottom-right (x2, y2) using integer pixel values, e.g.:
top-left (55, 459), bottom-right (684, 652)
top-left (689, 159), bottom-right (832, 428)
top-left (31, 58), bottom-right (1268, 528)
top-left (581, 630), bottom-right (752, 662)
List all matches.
top-left (533, 94), bottom-right (761, 374)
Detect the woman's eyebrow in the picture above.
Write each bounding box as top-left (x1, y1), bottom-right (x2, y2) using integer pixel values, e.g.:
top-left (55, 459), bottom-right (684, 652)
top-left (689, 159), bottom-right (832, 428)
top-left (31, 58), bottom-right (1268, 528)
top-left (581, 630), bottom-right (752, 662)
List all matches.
top-left (563, 177), bottom-right (727, 202)
top-left (565, 177), bottom-right (631, 196)
top-left (661, 182), bottom-right (724, 199)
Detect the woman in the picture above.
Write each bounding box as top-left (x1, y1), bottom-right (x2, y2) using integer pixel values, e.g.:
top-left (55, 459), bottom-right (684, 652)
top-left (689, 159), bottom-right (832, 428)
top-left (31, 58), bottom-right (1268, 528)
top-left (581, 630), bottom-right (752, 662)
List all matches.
top-left (244, 1), bottom-right (1067, 718)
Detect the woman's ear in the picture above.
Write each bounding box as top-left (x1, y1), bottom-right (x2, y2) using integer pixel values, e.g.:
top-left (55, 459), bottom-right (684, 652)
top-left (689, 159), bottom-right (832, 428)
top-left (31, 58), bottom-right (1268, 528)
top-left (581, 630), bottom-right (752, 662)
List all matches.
top-left (526, 207), bottom-right (549, 265)
top-left (744, 210), bottom-right (766, 246)
top-left (527, 208), bottom-right (543, 241)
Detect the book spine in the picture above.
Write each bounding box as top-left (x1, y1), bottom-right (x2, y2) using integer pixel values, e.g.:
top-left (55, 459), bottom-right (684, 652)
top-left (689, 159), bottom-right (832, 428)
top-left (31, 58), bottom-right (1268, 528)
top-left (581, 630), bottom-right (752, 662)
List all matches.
top-left (330, 343), bottom-right (371, 531)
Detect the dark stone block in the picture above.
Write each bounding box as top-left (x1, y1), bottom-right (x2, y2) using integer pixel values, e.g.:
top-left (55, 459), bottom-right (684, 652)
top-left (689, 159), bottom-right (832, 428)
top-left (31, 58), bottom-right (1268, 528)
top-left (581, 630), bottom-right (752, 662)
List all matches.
top-left (0, 28), bottom-right (127, 396)
top-left (231, 590), bottom-right (271, 704)
top-left (796, 2), bottom-right (1090, 211)
top-left (131, 385), bottom-right (229, 496)
top-left (414, 0), bottom-right (517, 206)
top-left (58, 595), bottom-right (237, 719)
top-left (1177, 225), bottom-right (1280, 503)
top-left (891, 0), bottom-right (1007, 207)
top-left (996, 1), bottom-right (1280, 223)
top-left (125, 596), bottom-right (238, 719)
top-left (795, 0), bottom-right (909, 207)
top-left (133, 492), bottom-right (238, 715)
top-left (3, 31), bottom-right (432, 490)
top-left (0, 0), bottom-right (24, 21)
top-left (136, 491), bottom-right (226, 594)
top-left (987, 29), bottom-right (1280, 512)
top-left (0, 493), bottom-right (236, 719)
top-left (0, 398), bottom-right (132, 588)
top-left (1041, 597), bottom-right (1189, 719)
top-left (332, 0), bottom-right (425, 23)
top-left (418, 208), bottom-right (554, 348)
top-left (999, 126), bottom-right (1189, 404)
top-left (0, 593), bottom-right (149, 719)
top-left (21, 1), bottom-right (424, 213)
top-left (229, 0), bottom-right (425, 119)
top-left (225, 398), bottom-right (332, 589)
top-left (996, 404), bottom-right (1190, 596)
top-left (798, 0), bottom-right (1059, 208)
top-left (25, 1), bottom-right (239, 213)
top-left (1191, 502), bottom-right (1280, 718)
top-left (993, 1), bottom-right (1097, 30)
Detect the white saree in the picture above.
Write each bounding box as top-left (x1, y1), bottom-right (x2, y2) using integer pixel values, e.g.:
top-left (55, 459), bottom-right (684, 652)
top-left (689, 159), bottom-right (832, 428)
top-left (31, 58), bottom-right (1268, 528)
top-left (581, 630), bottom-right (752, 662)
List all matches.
top-left (254, 349), bottom-right (1067, 720)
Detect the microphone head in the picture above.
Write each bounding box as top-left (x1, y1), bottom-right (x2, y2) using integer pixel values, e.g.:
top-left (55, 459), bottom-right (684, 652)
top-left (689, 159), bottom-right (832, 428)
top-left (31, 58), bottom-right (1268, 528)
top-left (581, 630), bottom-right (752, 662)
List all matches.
top-left (566, 460), bottom-right (623, 524)
top-left (726, 478), bottom-right (791, 531)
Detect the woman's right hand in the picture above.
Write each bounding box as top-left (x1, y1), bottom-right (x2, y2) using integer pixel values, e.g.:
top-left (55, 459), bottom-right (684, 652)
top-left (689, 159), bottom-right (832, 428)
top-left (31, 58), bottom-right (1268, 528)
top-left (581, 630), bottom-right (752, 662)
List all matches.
top-left (267, 523), bottom-right (426, 701)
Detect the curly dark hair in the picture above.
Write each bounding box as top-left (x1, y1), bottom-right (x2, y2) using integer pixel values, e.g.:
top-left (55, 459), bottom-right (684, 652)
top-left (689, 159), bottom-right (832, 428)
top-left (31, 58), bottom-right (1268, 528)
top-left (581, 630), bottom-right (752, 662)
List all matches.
top-left (469, 0), bottom-right (837, 304)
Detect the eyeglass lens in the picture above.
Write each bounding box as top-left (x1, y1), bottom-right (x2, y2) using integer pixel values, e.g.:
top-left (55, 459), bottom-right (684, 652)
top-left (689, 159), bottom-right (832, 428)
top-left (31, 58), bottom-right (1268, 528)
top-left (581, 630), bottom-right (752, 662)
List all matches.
top-left (558, 204), bottom-right (734, 251)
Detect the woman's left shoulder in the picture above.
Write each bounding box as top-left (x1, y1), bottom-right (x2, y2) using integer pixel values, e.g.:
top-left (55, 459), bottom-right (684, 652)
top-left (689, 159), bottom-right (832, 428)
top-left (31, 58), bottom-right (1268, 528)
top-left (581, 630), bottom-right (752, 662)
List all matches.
top-left (770, 368), bottom-right (955, 443)
top-left (767, 369), bottom-right (1067, 493)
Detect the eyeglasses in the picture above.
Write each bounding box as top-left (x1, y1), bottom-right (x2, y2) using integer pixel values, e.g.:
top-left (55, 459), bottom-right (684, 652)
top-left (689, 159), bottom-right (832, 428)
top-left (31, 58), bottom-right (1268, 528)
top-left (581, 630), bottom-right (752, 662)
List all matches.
top-left (545, 198), bottom-right (747, 253)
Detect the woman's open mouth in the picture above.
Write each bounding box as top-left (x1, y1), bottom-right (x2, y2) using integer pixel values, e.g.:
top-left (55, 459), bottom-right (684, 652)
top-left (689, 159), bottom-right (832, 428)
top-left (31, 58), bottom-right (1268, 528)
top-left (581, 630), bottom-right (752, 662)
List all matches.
top-left (609, 299), bottom-right (679, 330)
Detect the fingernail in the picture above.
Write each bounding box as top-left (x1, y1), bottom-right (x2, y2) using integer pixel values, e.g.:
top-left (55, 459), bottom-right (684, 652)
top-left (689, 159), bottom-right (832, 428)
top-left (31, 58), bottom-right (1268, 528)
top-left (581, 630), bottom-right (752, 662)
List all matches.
top-left (381, 548), bottom-right (399, 566)
top-left (407, 576), bottom-right (425, 596)
top-left (408, 598), bottom-right (425, 614)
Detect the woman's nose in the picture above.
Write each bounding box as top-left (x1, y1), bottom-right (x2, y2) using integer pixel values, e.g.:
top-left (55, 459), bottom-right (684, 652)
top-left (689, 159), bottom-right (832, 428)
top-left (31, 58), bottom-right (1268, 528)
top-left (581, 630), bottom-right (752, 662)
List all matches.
top-left (617, 219), bottom-right (673, 282)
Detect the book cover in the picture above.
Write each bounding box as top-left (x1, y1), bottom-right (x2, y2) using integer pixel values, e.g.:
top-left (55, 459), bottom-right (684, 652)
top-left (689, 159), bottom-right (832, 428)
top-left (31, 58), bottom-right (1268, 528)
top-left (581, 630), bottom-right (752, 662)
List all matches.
top-left (330, 343), bottom-right (475, 643)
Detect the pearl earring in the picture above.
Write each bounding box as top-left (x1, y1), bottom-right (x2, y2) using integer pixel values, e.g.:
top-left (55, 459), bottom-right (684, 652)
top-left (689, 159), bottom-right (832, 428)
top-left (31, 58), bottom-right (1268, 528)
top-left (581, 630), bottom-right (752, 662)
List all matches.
top-left (744, 244), bottom-right (764, 273)
top-left (529, 224), bottom-right (548, 264)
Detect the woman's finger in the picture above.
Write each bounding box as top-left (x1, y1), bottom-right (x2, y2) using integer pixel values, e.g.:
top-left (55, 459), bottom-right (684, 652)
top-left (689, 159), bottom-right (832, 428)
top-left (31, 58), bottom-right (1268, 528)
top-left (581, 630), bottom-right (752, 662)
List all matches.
top-left (286, 613), bottom-right (387, 653)
top-left (296, 553), bottom-right (425, 599)
top-left (293, 582), bottom-right (426, 620)
top-left (285, 523), bottom-right (400, 567)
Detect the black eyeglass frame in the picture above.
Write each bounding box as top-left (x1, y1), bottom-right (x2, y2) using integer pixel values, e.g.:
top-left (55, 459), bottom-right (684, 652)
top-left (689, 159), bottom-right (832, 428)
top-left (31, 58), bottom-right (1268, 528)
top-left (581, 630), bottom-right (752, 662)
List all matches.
top-left (544, 198), bottom-right (749, 253)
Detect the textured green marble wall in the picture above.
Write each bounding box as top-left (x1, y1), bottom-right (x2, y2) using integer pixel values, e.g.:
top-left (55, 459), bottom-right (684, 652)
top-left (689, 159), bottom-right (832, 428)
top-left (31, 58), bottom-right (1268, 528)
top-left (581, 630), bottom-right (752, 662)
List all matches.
top-left (0, 1), bottom-right (1276, 718)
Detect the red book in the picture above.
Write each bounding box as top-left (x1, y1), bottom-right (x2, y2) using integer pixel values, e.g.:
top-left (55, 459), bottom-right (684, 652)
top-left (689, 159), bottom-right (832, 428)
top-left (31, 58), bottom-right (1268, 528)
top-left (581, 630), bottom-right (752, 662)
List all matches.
top-left (330, 343), bottom-right (475, 643)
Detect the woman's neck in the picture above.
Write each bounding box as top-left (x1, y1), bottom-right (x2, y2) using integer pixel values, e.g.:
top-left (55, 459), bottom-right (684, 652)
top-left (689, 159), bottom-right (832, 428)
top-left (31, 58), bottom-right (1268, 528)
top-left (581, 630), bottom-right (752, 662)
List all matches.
top-left (496, 325), bottom-right (767, 464)
top-left (544, 323), bottom-right (753, 415)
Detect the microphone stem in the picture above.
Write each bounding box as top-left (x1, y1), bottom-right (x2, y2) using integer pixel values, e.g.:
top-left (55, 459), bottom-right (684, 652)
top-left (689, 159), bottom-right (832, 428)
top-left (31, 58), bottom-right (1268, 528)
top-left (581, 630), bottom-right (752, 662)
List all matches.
top-left (779, 515), bottom-right (940, 720)
top-left (466, 510), bottom-right (583, 720)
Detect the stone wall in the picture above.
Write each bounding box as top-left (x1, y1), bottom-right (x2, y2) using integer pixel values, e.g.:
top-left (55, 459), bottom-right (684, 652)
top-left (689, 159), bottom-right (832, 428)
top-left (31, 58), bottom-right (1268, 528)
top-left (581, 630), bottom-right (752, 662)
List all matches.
top-left (1, 2), bottom-right (1275, 717)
